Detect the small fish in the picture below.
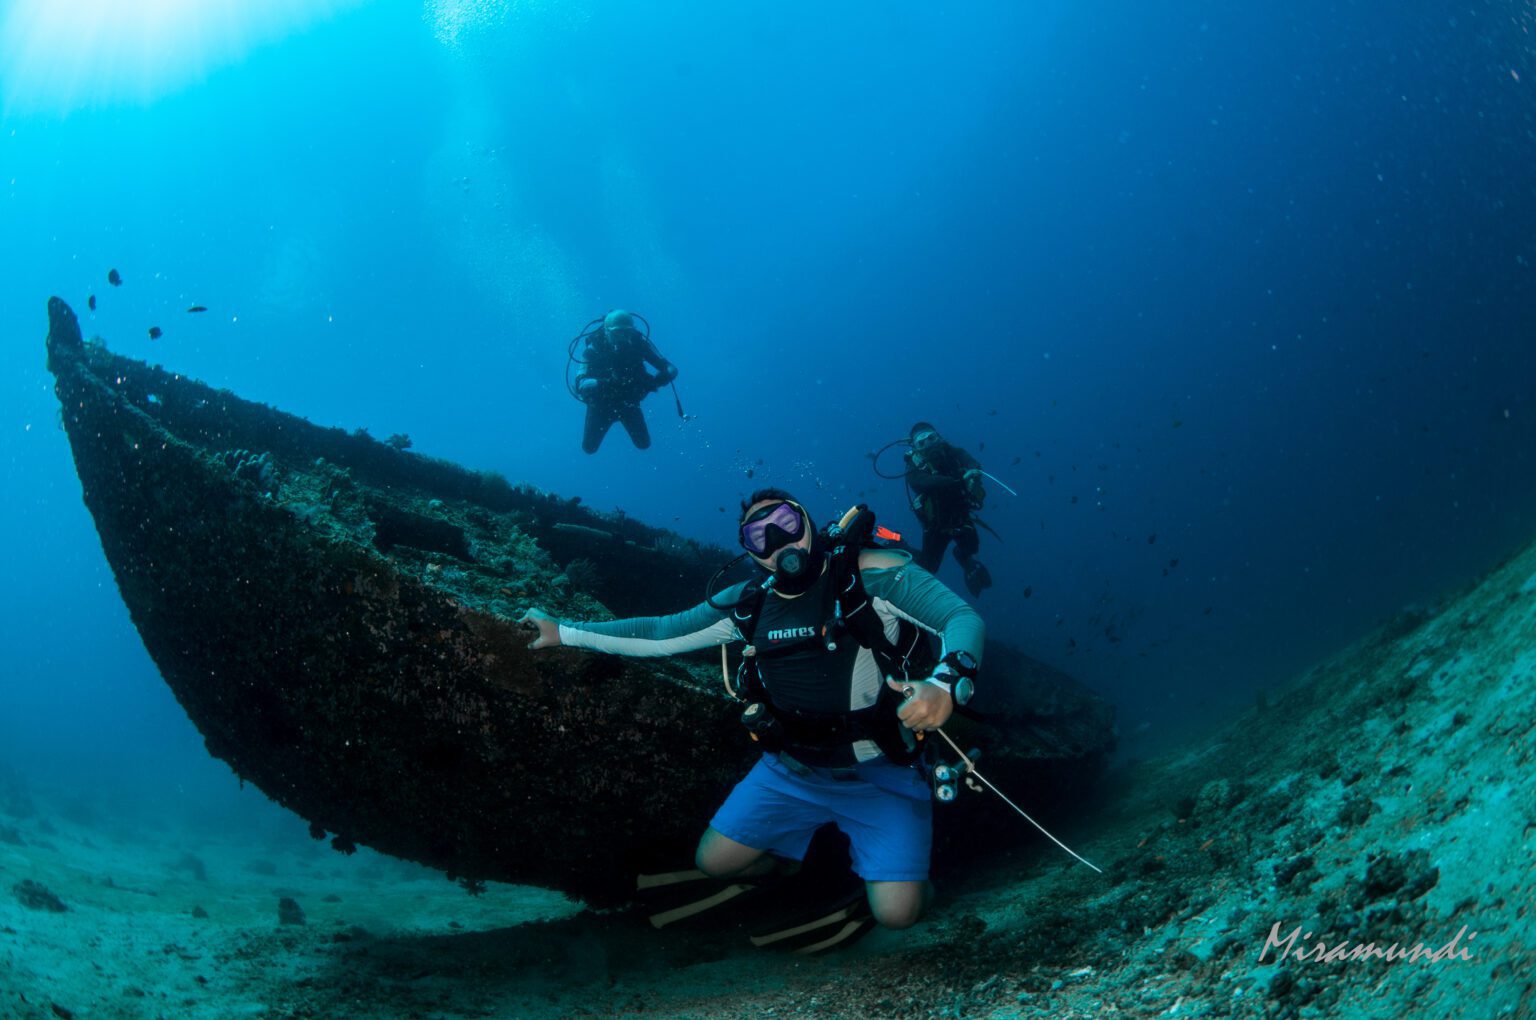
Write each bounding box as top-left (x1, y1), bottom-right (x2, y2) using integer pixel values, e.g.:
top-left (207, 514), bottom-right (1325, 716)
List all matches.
top-left (1203, 606), bottom-right (1213, 615)
top-left (746, 468), bottom-right (754, 479)
top-left (88, 295), bottom-right (97, 311)
top-left (1023, 586), bottom-right (1033, 599)
top-left (978, 441), bottom-right (985, 451)
top-left (108, 268), bottom-right (123, 286)
top-left (717, 506), bottom-right (726, 513)
top-left (148, 326), bottom-right (162, 340)
top-left (1011, 456), bottom-right (1021, 465)
top-left (1169, 558), bottom-right (1179, 569)
top-left (186, 305), bottom-right (208, 314)
top-left (1148, 533), bottom-right (1157, 544)
top-left (1172, 419), bottom-right (1183, 428)
top-left (1070, 495), bottom-right (1078, 504)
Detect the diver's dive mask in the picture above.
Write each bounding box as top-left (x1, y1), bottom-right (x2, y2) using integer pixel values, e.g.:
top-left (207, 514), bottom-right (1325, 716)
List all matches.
top-left (912, 429), bottom-right (942, 452)
top-left (739, 500), bottom-right (806, 558)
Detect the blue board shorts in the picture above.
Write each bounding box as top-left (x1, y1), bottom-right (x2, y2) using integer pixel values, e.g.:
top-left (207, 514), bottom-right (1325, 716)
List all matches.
top-left (709, 752), bottom-right (933, 883)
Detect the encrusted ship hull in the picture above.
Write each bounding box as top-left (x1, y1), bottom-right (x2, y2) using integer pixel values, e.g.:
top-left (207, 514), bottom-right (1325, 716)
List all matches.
top-left (44, 297), bottom-right (1116, 906)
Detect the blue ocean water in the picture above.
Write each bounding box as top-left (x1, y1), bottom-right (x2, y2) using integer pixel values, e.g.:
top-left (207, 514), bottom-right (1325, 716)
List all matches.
top-left (2, 0), bottom-right (1533, 829)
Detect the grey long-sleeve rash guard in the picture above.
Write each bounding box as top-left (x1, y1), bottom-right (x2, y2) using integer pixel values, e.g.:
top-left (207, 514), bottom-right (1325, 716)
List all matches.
top-left (558, 550), bottom-right (981, 661)
top-left (558, 551), bottom-right (983, 762)
top-left (557, 550), bottom-right (983, 761)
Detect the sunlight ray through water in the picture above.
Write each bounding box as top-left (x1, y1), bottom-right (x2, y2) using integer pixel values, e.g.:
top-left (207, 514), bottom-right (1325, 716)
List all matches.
top-left (0, 0), bottom-right (369, 114)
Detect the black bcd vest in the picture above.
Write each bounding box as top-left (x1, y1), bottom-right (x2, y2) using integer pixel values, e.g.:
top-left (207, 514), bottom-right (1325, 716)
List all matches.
top-left (729, 545), bottom-right (936, 765)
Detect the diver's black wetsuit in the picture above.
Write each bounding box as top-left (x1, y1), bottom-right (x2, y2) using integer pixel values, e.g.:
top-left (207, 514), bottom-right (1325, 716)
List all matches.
top-left (904, 442), bottom-right (991, 596)
top-left (576, 332), bottom-right (676, 453)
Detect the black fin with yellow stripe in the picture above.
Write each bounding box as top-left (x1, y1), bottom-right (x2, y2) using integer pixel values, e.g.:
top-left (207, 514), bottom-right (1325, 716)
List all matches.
top-left (634, 826), bottom-right (872, 951)
top-left (748, 887), bottom-right (874, 954)
top-left (634, 866), bottom-right (785, 930)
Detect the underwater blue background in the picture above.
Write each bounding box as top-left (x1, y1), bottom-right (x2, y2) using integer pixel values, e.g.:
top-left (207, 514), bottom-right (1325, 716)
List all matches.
top-left (2, 1), bottom-right (1534, 830)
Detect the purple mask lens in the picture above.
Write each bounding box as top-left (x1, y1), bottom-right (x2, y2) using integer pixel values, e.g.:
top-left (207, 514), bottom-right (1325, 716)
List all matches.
top-left (740, 502), bottom-right (805, 556)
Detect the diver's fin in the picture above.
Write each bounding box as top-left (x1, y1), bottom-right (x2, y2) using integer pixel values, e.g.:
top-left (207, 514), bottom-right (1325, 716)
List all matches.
top-left (793, 912), bottom-right (876, 955)
top-left (648, 881), bottom-right (760, 929)
top-left (635, 868), bottom-right (708, 892)
top-left (748, 888), bottom-right (874, 954)
top-left (635, 867), bottom-right (780, 930)
top-left (963, 559), bottom-right (992, 596)
top-left (636, 829), bottom-right (849, 938)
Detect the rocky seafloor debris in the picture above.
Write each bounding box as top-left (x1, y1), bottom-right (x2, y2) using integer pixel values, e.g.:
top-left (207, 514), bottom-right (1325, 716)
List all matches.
top-left (36, 531), bottom-right (1517, 1020)
top-left (609, 529), bottom-right (1536, 1020)
top-left (1, 536), bottom-right (1531, 1019)
top-left (11, 880), bottom-right (67, 913)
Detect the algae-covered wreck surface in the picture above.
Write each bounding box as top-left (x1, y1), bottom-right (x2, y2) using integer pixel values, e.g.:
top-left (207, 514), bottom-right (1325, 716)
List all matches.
top-left (43, 296), bottom-right (1115, 907)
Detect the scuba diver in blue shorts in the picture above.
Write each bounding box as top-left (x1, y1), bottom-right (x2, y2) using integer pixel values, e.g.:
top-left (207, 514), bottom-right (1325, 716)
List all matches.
top-left (520, 487), bottom-right (983, 936)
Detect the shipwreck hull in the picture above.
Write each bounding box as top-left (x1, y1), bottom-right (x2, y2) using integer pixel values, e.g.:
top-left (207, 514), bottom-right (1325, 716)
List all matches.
top-left (44, 296), bottom-right (1115, 907)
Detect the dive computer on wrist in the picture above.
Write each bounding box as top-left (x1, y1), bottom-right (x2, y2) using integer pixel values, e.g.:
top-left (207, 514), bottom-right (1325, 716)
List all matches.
top-left (936, 650), bottom-right (978, 706)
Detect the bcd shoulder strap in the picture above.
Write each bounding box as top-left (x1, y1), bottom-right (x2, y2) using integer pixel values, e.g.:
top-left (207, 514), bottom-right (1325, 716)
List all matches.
top-left (730, 577), bottom-right (769, 646)
top-left (825, 542), bottom-right (911, 675)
